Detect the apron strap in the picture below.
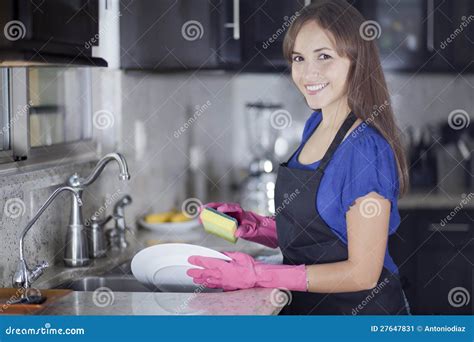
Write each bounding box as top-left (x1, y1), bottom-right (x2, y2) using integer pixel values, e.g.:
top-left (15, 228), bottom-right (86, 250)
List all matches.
top-left (316, 111), bottom-right (357, 174)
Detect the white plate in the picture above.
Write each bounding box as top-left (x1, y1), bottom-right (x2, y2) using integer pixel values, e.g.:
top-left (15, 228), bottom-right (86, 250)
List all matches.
top-left (131, 243), bottom-right (232, 292)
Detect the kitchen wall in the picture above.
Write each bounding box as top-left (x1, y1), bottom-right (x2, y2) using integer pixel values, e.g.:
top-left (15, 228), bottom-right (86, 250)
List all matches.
top-left (0, 67), bottom-right (472, 286)
top-left (90, 67), bottom-right (474, 215)
top-left (387, 72), bottom-right (473, 132)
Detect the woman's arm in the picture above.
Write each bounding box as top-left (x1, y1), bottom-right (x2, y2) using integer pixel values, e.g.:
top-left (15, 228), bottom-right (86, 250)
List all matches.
top-left (306, 191), bottom-right (390, 293)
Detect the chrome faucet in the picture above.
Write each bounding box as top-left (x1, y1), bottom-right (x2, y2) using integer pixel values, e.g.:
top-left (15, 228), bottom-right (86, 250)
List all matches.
top-left (65, 153), bottom-right (130, 267)
top-left (12, 186), bottom-right (83, 289)
top-left (107, 194), bottom-right (133, 249)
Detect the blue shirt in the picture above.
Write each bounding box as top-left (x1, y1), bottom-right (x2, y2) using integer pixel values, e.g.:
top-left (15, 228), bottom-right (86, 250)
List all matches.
top-left (287, 110), bottom-right (401, 274)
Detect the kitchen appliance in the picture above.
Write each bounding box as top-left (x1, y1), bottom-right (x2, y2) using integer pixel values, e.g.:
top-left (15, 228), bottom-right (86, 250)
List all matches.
top-left (239, 102), bottom-right (283, 215)
top-left (436, 121), bottom-right (473, 193)
top-left (408, 126), bottom-right (438, 190)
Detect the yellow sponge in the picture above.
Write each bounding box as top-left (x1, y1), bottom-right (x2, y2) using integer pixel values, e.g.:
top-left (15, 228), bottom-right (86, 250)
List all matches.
top-left (200, 207), bottom-right (238, 243)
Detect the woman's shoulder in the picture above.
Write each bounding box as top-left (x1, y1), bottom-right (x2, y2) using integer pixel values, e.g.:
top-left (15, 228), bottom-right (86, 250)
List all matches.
top-left (345, 122), bottom-right (395, 158)
top-left (332, 122), bottom-right (399, 185)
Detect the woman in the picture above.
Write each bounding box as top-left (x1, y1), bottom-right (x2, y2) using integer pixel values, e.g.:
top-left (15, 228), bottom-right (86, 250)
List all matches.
top-left (187, 0), bottom-right (410, 315)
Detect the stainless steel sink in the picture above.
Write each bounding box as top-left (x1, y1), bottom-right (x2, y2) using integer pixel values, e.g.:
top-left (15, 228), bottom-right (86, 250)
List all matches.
top-left (53, 251), bottom-right (283, 293)
top-left (103, 259), bottom-right (134, 276)
top-left (54, 275), bottom-right (161, 292)
top-left (53, 259), bottom-right (162, 292)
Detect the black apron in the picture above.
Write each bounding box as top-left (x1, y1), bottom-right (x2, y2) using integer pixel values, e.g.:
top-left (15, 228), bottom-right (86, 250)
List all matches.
top-left (274, 111), bottom-right (409, 315)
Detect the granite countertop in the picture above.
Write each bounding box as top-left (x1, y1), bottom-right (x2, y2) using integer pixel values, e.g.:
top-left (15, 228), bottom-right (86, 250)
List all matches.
top-left (36, 288), bottom-right (284, 315)
top-left (33, 228), bottom-right (284, 316)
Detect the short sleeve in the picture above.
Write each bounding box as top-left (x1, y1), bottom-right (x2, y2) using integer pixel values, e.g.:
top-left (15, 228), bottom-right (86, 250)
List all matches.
top-left (339, 133), bottom-right (400, 233)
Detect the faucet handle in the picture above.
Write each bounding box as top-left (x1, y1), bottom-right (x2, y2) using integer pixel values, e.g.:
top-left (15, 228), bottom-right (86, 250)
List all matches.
top-left (113, 195), bottom-right (132, 215)
top-left (30, 261), bottom-right (49, 283)
top-left (89, 214), bottom-right (113, 228)
top-left (108, 194), bottom-right (132, 250)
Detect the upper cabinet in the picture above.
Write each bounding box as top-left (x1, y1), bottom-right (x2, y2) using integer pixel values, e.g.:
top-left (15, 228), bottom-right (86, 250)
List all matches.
top-left (119, 0), bottom-right (309, 72)
top-left (353, 0), bottom-right (474, 73)
top-left (120, 0), bottom-right (228, 70)
top-left (118, 0), bottom-right (471, 73)
top-left (0, 0), bottom-right (107, 67)
top-left (239, 0), bottom-right (309, 71)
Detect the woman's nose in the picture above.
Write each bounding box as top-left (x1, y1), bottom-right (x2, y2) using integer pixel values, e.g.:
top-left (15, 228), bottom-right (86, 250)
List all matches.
top-left (303, 62), bottom-right (323, 80)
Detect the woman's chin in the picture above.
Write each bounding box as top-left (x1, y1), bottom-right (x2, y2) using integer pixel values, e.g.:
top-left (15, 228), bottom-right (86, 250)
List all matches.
top-left (305, 99), bottom-right (326, 110)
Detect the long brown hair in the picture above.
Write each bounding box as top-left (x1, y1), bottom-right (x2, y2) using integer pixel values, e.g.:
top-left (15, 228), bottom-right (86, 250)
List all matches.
top-left (283, 0), bottom-right (409, 197)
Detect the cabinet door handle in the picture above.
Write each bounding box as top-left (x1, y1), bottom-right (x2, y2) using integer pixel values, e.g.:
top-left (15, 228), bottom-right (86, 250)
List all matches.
top-left (429, 223), bottom-right (470, 232)
top-left (427, 0), bottom-right (435, 52)
top-left (224, 0), bottom-right (240, 40)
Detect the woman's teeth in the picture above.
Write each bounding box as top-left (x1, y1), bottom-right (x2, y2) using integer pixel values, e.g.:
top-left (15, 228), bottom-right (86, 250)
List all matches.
top-left (305, 83), bottom-right (329, 92)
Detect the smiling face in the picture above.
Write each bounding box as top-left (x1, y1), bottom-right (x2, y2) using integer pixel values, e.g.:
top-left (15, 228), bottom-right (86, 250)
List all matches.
top-left (291, 20), bottom-right (351, 112)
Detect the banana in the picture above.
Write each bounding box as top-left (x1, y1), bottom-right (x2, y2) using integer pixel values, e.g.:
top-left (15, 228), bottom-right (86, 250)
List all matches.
top-left (144, 211), bottom-right (176, 224)
top-left (169, 212), bottom-right (192, 222)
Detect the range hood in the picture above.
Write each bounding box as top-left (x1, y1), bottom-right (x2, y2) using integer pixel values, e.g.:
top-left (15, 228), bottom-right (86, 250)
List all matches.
top-left (0, 0), bottom-right (107, 67)
top-left (0, 49), bottom-right (107, 67)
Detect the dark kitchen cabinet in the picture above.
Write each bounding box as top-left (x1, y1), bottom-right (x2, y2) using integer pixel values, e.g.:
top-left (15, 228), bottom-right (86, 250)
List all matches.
top-left (353, 0), bottom-right (474, 72)
top-left (120, 0), bottom-right (227, 70)
top-left (0, 0), bottom-right (106, 66)
top-left (430, 0), bottom-right (474, 72)
top-left (119, 0), bottom-right (309, 71)
top-left (239, 0), bottom-right (308, 71)
top-left (389, 208), bottom-right (473, 315)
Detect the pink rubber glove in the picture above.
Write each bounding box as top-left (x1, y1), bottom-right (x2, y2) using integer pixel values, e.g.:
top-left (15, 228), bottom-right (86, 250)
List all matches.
top-left (199, 202), bottom-right (279, 248)
top-left (186, 252), bottom-right (307, 292)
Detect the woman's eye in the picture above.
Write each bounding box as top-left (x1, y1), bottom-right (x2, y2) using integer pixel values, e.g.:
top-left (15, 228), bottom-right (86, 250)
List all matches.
top-left (318, 54), bottom-right (332, 60)
top-left (292, 55), bottom-right (304, 63)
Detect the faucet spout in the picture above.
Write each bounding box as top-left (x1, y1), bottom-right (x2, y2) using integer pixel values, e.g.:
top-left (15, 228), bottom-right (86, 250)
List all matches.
top-left (64, 153), bottom-right (130, 267)
top-left (13, 186), bottom-right (82, 288)
top-left (71, 153), bottom-right (130, 188)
